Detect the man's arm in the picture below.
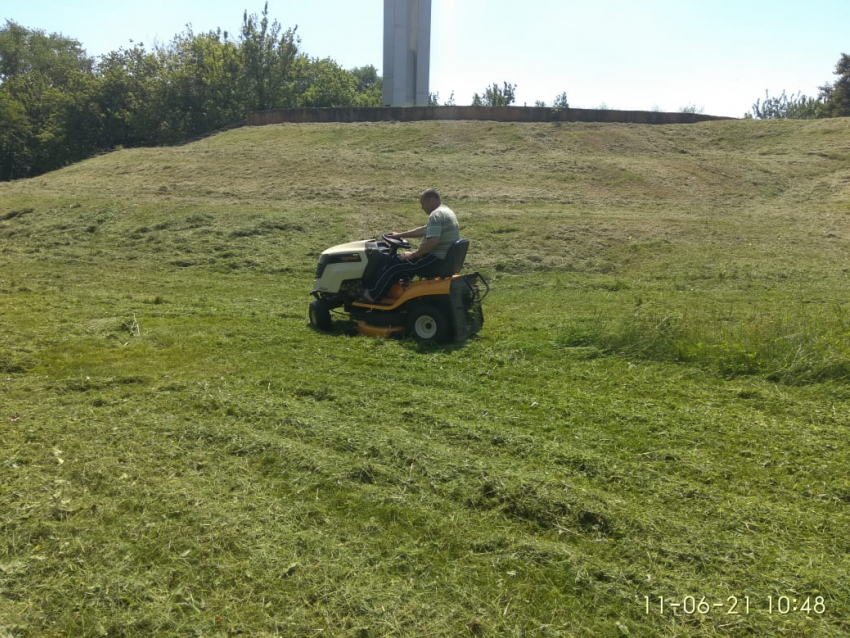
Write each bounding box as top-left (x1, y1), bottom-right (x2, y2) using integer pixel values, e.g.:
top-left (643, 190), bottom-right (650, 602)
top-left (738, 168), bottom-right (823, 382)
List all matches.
top-left (403, 236), bottom-right (439, 260)
top-left (389, 226), bottom-right (426, 239)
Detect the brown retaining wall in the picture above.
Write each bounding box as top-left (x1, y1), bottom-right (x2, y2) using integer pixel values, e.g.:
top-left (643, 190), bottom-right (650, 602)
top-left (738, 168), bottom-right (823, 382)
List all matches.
top-left (247, 106), bottom-right (733, 126)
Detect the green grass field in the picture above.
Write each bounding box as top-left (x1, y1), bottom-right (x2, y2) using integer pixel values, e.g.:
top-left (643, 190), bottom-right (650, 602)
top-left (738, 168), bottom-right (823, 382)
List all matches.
top-left (1, 118), bottom-right (849, 637)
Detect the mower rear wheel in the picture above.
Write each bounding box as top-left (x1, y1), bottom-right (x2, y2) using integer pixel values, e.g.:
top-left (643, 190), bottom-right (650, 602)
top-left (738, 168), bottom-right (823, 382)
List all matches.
top-left (309, 299), bottom-right (333, 332)
top-left (407, 304), bottom-right (449, 343)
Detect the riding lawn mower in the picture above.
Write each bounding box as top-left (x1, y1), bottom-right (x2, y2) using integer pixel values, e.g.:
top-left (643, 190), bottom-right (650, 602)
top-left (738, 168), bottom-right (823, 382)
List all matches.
top-left (309, 234), bottom-right (488, 342)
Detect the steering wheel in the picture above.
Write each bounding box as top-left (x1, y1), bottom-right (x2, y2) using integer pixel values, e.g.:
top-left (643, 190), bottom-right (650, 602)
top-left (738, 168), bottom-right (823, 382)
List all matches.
top-left (381, 233), bottom-right (411, 252)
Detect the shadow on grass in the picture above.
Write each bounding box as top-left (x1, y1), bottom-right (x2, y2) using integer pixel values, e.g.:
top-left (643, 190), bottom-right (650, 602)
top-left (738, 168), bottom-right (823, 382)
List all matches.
top-left (402, 338), bottom-right (472, 354)
top-left (307, 319), bottom-right (477, 353)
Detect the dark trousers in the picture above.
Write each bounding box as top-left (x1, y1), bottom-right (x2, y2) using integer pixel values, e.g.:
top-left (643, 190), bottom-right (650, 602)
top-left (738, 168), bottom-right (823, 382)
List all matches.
top-left (366, 253), bottom-right (441, 300)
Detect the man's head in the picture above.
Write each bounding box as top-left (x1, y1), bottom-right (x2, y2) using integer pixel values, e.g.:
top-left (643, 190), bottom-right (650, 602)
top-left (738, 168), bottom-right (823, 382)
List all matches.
top-left (419, 189), bottom-right (441, 214)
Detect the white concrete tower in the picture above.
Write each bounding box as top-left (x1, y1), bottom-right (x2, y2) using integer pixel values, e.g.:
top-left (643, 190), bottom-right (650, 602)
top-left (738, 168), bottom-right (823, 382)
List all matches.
top-left (383, 0), bottom-right (431, 106)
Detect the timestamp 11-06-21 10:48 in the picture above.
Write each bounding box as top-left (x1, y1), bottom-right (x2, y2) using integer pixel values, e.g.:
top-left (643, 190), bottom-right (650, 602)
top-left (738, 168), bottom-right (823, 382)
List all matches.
top-left (644, 596), bottom-right (826, 616)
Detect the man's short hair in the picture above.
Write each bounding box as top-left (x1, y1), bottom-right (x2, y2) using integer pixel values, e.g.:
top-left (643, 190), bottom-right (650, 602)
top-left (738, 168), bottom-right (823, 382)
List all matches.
top-left (420, 189), bottom-right (441, 202)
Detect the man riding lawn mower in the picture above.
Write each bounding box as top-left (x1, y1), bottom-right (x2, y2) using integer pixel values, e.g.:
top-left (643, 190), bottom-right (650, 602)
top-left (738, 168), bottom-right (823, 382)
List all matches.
top-left (309, 190), bottom-right (488, 343)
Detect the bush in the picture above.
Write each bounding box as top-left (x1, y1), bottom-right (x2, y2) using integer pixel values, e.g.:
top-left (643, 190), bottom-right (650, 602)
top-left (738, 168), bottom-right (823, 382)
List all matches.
top-left (552, 92), bottom-right (569, 111)
top-left (748, 90), bottom-right (823, 120)
top-left (472, 82), bottom-right (516, 107)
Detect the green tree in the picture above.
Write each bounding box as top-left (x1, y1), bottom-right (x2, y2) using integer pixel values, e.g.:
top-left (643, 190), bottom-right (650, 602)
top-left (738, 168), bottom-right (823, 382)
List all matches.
top-left (472, 82), bottom-right (516, 107)
top-left (748, 53), bottom-right (850, 120)
top-left (59, 72), bottom-right (105, 162)
top-left (431, 91), bottom-right (456, 106)
top-left (350, 64), bottom-right (379, 92)
top-left (239, 3), bottom-right (300, 111)
top-left (0, 90), bottom-right (32, 179)
top-left (96, 44), bottom-right (171, 146)
top-left (748, 90), bottom-right (822, 120)
top-left (678, 103), bottom-right (705, 115)
top-left (819, 53), bottom-right (850, 117)
top-left (164, 28), bottom-right (245, 137)
top-left (552, 92), bottom-right (569, 110)
top-left (0, 20), bottom-right (92, 85)
top-left (0, 20), bottom-right (101, 176)
top-left (295, 57), bottom-right (358, 107)
top-left (348, 64), bottom-right (382, 107)
top-left (0, 7), bottom-right (390, 180)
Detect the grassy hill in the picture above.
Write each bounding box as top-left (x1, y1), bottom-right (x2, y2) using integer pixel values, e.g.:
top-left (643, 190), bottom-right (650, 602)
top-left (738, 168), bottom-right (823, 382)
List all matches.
top-left (1, 119), bottom-right (849, 637)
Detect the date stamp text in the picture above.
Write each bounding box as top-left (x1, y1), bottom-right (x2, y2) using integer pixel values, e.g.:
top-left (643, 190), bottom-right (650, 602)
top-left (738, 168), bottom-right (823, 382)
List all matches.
top-left (644, 595), bottom-right (826, 616)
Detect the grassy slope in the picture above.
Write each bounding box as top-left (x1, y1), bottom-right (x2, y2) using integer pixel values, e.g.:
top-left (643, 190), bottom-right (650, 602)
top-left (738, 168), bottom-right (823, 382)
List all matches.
top-left (1, 119), bottom-right (849, 637)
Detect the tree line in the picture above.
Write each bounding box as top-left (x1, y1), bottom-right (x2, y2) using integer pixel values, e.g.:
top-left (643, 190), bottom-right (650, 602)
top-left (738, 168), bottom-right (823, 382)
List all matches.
top-left (1, 4), bottom-right (848, 181)
top-left (0, 4), bottom-right (382, 180)
top-left (747, 53), bottom-right (850, 120)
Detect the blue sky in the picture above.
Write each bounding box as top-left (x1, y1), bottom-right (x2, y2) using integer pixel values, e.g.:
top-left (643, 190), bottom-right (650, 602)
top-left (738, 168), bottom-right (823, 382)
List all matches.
top-left (3, 0), bottom-right (848, 117)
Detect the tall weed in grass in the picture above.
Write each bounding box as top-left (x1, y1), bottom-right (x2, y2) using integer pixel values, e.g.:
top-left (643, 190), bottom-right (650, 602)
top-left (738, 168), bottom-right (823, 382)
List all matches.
top-left (556, 302), bottom-right (850, 384)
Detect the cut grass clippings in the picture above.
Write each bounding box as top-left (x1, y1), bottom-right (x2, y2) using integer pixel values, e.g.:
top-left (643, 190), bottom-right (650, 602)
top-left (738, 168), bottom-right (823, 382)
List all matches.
top-left (1, 118), bottom-right (849, 637)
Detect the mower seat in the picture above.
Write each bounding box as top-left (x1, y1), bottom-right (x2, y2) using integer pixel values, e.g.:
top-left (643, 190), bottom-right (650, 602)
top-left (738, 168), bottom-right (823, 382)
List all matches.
top-left (420, 239), bottom-right (469, 279)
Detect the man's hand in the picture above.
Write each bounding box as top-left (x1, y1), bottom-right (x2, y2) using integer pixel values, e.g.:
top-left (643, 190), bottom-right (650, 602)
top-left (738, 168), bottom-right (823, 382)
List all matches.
top-left (400, 251), bottom-right (415, 260)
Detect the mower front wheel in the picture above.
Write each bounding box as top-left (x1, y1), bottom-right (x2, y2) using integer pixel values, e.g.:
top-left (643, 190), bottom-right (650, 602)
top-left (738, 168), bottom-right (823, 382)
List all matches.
top-left (309, 299), bottom-right (333, 332)
top-left (406, 304), bottom-right (449, 343)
